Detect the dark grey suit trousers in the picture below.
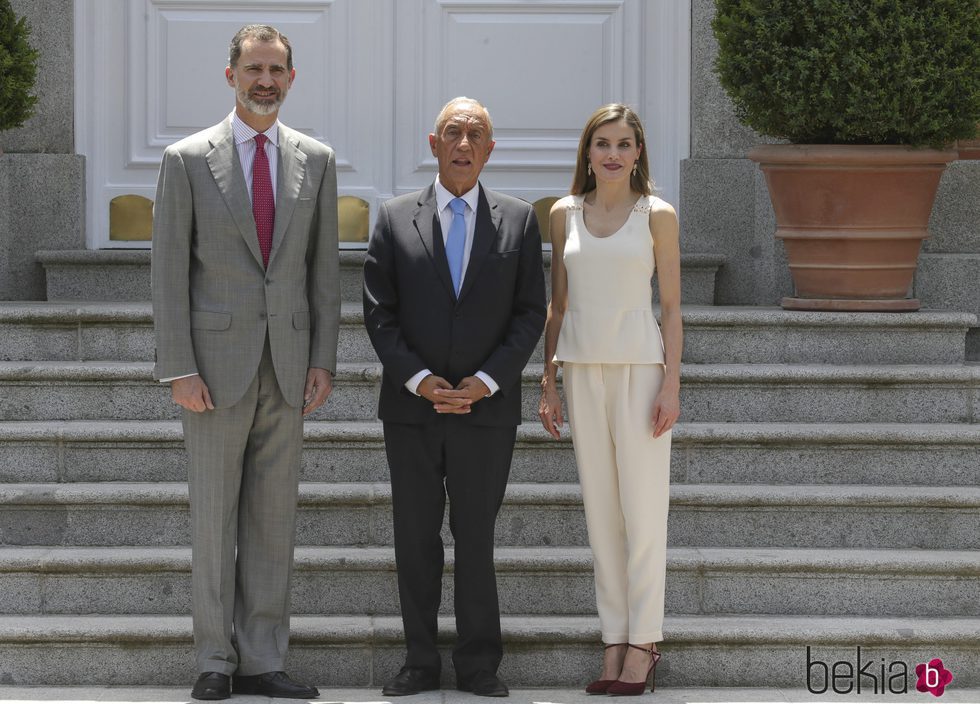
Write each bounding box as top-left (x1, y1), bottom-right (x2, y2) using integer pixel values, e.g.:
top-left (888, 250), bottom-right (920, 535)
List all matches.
top-left (384, 417), bottom-right (516, 678)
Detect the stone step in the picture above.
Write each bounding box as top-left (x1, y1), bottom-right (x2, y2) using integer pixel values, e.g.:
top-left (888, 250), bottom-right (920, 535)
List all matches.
top-left (1, 545), bottom-right (976, 618)
top-left (1, 302), bottom-right (974, 365)
top-left (3, 361), bottom-right (980, 423)
top-left (2, 420), bottom-right (979, 486)
top-left (0, 613), bottom-right (975, 687)
top-left (2, 482), bottom-right (978, 549)
top-left (37, 250), bottom-right (151, 304)
top-left (677, 363), bottom-right (980, 424)
top-left (36, 249), bottom-right (725, 305)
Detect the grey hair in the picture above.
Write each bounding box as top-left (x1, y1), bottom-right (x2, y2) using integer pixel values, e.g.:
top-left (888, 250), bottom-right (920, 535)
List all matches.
top-left (432, 96), bottom-right (494, 140)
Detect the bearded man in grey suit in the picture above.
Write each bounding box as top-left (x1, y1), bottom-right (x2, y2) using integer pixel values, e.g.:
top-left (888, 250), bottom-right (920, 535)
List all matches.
top-left (364, 97), bottom-right (546, 697)
top-left (151, 24), bottom-right (339, 701)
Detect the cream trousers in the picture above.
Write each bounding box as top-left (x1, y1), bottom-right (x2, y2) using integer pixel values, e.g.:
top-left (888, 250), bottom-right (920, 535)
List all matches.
top-left (564, 362), bottom-right (671, 644)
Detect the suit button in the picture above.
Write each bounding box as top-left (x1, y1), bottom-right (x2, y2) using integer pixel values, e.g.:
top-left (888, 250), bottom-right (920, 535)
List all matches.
top-left (259, 312), bottom-right (267, 320)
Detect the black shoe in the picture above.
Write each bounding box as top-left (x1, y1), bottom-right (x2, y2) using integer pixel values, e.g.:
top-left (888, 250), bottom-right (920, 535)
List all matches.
top-left (191, 672), bottom-right (230, 701)
top-left (382, 666), bottom-right (441, 696)
top-left (458, 670), bottom-right (509, 697)
top-left (232, 670), bottom-right (319, 699)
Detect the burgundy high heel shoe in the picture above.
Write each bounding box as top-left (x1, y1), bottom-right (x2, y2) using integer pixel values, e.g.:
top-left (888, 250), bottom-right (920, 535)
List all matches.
top-left (584, 643), bottom-right (625, 695)
top-left (606, 644), bottom-right (661, 696)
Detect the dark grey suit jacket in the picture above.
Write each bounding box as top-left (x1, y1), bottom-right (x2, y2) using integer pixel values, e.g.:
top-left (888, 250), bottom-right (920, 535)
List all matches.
top-left (363, 183), bottom-right (546, 426)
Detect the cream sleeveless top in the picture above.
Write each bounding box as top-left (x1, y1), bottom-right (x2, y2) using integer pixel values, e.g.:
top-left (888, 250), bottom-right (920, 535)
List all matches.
top-left (554, 194), bottom-right (666, 365)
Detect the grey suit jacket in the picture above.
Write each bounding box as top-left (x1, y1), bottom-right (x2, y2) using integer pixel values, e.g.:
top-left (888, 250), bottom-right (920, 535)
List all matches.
top-left (363, 183), bottom-right (546, 426)
top-left (151, 116), bottom-right (340, 408)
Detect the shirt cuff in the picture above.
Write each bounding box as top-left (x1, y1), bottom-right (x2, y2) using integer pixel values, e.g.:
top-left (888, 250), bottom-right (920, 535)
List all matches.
top-left (475, 371), bottom-right (498, 397)
top-left (159, 373), bottom-right (198, 383)
top-left (406, 369), bottom-right (433, 396)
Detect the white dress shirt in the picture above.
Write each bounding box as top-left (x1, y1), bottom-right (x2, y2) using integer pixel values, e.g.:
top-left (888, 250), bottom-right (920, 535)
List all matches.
top-left (405, 176), bottom-right (499, 397)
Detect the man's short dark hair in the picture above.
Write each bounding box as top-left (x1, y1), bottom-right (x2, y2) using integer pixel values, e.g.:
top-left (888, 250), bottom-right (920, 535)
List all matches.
top-left (229, 24), bottom-right (293, 71)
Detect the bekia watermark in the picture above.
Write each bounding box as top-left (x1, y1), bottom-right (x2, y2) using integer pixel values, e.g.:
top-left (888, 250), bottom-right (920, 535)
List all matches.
top-left (916, 658), bottom-right (955, 697)
top-left (806, 646), bottom-right (954, 696)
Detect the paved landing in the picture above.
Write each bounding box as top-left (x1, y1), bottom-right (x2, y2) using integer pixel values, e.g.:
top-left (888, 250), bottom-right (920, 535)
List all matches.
top-left (0, 688), bottom-right (977, 704)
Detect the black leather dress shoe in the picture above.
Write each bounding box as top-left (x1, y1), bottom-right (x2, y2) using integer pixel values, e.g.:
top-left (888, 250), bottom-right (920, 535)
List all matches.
top-left (382, 666), bottom-right (441, 696)
top-left (191, 672), bottom-right (230, 701)
top-left (458, 670), bottom-right (509, 697)
top-left (232, 670), bottom-right (319, 698)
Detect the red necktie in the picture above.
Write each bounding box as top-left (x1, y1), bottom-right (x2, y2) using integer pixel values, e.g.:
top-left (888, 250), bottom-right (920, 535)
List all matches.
top-left (252, 133), bottom-right (275, 267)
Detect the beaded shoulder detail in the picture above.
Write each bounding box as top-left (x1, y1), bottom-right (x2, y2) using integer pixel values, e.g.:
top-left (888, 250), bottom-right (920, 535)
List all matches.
top-left (632, 196), bottom-right (653, 214)
top-left (568, 194), bottom-right (654, 212)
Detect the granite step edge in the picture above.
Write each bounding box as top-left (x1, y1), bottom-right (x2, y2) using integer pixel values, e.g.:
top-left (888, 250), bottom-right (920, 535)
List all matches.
top-left (2, 419), bottom-right (979, 446)
top-left (3, 361), bottom-right (980, 384)
top-left (0, 613), bottom-right (976, 645)
top-left (0, 545), bottom-right (977, 576)
top-left (0, 301), bottom-right (974, 330)
top-left (2, 482), bottom-right (979, 508)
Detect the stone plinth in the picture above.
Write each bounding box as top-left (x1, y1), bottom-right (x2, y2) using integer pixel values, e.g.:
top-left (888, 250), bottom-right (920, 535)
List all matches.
top-left (0, 154), bottom-right (85, 300)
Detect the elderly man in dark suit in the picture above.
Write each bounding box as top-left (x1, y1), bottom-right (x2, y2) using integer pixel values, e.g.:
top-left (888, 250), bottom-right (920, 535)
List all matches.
top-left (363, 97), bottom-right (547, 697)
top-left (152, 24), bottom-right (339, 701)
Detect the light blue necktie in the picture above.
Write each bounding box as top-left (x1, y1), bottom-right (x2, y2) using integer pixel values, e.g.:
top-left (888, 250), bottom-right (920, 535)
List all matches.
top-left (446, 197), bottom-right (467, 294)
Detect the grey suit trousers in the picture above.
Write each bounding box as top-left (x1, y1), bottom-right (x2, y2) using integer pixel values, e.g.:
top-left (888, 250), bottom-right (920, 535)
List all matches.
top-left (182, 338), bottom-right (303, 675)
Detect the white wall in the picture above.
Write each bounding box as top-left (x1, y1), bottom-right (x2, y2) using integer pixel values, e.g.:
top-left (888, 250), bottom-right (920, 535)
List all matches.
top-left (76, 0), bottom-right (690, 248)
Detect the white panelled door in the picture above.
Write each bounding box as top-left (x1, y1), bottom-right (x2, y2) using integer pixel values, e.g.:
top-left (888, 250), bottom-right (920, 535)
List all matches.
top-left (76, 0), bottom-right (690, 249)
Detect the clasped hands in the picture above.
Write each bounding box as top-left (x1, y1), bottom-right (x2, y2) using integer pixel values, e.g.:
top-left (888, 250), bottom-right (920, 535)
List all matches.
top-left (170, 367), bottom-right (333, 416)
top-left (418, 374), bottom-right (489, 414)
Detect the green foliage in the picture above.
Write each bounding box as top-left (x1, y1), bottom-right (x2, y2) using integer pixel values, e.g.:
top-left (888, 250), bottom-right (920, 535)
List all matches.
top-left (0, 0), bottom-right (39, 132)
top-left (712, 0), bottom-right (980, 146)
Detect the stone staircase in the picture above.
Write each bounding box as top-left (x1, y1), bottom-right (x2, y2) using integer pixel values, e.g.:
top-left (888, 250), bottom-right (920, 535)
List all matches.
top-left (0, 251), bottom-right (977, 689)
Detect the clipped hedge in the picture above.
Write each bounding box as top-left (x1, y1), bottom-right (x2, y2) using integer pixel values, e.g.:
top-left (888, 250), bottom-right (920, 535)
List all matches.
top-left (0, 0), bottom-right (39, 132)
top-left (712, 0), bottom-right (980, 147)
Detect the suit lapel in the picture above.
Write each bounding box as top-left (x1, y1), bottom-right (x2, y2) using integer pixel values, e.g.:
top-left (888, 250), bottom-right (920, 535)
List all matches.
top-left (413, 184), bottom-right (456, 300)
top-left (206, 119), bottom-right (264, 268)
top-left (456, 185), bottom-right (500, 303)
top-left (268, 125), bottom-right (307, 266)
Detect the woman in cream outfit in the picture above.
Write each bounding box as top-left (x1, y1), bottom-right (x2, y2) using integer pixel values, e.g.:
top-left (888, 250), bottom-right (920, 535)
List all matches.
top-left (539, 104), bottom-right (682, 696)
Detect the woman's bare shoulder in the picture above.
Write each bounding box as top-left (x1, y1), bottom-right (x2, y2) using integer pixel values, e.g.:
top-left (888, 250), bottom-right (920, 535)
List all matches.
top-left (647, 195), bottom-right (677, 217)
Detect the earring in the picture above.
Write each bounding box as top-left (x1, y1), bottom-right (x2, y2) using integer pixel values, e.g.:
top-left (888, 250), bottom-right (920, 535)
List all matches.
top-left (587, 163), bottom-right (592, 177)
top-left (632, 163), bottom-right (638, 177)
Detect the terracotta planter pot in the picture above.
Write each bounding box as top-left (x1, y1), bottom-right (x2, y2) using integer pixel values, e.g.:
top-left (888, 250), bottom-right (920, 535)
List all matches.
top-left (957, 136), bottom-right (980, 160)
top-left (750, 145), bottom-right (958, 311)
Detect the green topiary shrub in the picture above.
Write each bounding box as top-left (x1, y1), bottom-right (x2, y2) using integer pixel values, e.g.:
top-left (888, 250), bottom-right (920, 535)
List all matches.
top-left (0, 0), bottom-right (39, 133)
top-left (712, 0), bottom-right (980, 147)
